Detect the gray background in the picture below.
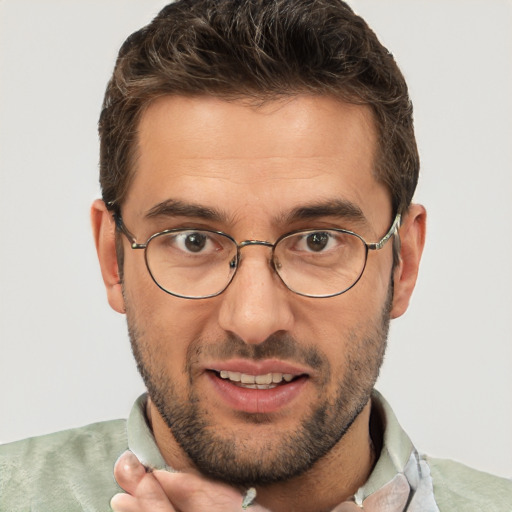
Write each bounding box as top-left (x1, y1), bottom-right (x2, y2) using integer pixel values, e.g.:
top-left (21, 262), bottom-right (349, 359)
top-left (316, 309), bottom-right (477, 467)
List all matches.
top-left (1, 0), bottom-right (511, 478)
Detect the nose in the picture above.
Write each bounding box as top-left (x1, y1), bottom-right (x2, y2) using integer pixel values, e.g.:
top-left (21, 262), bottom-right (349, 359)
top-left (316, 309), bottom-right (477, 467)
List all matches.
top-left (217, 247), bottom-right (294, 344)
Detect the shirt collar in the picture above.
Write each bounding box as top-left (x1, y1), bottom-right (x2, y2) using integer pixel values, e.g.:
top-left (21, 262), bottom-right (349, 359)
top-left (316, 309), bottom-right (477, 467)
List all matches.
top-left (125, 390), bottom-right (437, 511)
top-left (126, 393), bottom-right (168, 470)
top-left (357, 389), bottom-right (414, 500)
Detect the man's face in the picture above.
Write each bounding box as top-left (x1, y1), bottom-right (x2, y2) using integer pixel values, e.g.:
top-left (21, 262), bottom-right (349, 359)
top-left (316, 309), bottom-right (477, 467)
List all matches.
top-left (118, 95), bottom-right (395, 485)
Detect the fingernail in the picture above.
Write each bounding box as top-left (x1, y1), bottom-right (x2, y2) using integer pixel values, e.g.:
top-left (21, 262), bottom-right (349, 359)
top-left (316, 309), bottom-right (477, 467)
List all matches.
top-left (118, 450), bottom-right (140, 472)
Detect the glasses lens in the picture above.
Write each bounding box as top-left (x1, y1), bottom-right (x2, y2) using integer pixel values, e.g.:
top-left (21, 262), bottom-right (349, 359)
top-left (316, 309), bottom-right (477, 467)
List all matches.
top-left (145, 230), bottom-right (237, 298)
top-left (274, 229), bottom-right (367, 297)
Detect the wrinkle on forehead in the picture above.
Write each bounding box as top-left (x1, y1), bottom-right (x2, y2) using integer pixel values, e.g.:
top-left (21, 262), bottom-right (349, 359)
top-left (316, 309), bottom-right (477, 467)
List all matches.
top-left (156, 161), bottom-right (349, 187)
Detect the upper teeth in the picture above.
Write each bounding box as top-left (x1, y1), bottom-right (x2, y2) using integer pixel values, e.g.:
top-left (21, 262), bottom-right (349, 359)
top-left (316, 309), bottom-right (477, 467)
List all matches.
top-left (219, 371), bottom-right (294, 385)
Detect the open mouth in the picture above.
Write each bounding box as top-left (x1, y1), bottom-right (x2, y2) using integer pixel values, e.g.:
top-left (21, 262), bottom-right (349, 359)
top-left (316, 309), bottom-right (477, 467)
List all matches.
top-left (211, 370), bottom-right (301, 390)
top-left (206, 366), bottom-right (309, 413)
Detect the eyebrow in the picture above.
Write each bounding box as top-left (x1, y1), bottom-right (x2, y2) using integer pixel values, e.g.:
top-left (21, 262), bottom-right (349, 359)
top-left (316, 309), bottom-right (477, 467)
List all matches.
top-left (145, 199), bottom-right (225, 222)
top-left (283, 199), bottom-right (367, 224)
top-left (144, 197), bottom-right (367, 227)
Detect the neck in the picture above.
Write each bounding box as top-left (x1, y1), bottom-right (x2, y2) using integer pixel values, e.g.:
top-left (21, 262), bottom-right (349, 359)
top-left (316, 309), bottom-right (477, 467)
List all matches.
top-left (148, 399), bottom-right (377, 512)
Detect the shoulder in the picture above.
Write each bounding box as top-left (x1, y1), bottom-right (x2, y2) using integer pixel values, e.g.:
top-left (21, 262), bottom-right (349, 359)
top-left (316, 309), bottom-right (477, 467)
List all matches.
top-left (426, 456), bottom-right (512, 512)
top-left (0, 419), bottom-right (128, 512)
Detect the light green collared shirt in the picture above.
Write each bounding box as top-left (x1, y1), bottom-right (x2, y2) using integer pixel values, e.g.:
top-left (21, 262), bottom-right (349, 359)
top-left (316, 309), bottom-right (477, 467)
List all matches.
top-left (1, 391), bottom-right (510, 511)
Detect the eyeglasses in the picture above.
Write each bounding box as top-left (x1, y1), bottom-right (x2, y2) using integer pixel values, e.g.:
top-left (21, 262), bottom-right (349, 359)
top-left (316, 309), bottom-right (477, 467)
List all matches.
top-left (114, 213), bottom-right (400, 299)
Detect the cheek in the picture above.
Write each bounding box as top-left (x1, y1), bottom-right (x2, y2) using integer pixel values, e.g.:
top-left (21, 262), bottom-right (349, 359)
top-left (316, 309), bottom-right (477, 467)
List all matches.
top-left (124, 268), bottom-right (222, 360)
top-left (292, 278), bottom-right (389, 358)
top-left (365, 249), bottom-right (394, 293)
top-left (299, 283), bottom-right (386, 334)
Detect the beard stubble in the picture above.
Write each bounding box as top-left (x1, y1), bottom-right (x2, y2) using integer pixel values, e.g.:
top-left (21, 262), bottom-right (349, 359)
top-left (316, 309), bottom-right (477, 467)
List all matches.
top-left (125, 284), bottom-right (392, 487)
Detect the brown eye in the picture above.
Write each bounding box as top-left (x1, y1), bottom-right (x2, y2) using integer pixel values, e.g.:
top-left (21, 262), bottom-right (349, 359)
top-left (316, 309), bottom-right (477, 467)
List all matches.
top-left (184, 233), bottom-right (207, 252)
top-left (306, 232), bottom-right (330, 252)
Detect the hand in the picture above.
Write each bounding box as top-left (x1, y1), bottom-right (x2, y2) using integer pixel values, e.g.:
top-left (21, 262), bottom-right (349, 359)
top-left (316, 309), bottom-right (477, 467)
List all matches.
top-left (111, 450), bottom-right (270, 512)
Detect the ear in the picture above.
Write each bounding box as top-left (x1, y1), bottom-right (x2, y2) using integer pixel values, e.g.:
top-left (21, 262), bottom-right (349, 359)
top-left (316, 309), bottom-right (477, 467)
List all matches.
top-left (91, 199), bottom-right (125, 314)
top-left (390, 203), bottom-right (426, 319)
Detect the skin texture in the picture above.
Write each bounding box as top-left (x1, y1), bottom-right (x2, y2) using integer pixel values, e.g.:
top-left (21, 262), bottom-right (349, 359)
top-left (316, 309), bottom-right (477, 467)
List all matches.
top-left (92, 95), bottom-right (426, 512)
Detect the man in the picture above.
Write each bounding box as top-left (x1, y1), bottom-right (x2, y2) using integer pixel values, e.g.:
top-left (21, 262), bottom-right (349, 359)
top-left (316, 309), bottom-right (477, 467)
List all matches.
top-left (0, 0), bottom-right (510, 511)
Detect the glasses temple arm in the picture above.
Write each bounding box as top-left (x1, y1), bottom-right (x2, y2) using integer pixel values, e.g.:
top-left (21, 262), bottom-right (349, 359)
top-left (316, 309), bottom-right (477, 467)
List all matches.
top-left (366, 213), bottom-right (401, 251)
top-left (112, 212), bottom-right (145, 249)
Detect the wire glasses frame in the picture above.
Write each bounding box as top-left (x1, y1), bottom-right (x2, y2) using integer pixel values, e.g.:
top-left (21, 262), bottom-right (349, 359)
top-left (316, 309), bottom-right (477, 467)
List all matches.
top-left (114, 212), bottom-right (401, 299)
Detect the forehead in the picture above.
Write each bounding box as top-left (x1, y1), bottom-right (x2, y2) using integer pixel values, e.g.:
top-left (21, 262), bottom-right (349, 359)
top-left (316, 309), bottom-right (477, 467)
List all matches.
top-left (125, 94), bottom-right (390, 229)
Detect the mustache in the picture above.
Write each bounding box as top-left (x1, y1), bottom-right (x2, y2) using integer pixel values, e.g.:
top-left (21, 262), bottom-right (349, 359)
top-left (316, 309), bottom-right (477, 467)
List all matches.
top-left (189, 332), bottom-right (329, 374)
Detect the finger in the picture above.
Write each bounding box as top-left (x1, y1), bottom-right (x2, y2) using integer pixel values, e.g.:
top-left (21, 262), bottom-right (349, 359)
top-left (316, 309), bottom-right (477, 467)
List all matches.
top-left (110, 492), bottom-right (139, 512)
top-left (113, 451), bottom-right (147, 495)
top-left (113, 451), bottom-right (177, 511)
top-left (110, 486), bottom-right (176, 512)
top-left (153, 470), bottom-right (245, 511)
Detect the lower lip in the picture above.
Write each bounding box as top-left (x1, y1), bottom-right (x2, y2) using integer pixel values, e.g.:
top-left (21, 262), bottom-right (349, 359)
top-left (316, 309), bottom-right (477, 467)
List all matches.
top-left (207, 372), bottom-right (308, 414)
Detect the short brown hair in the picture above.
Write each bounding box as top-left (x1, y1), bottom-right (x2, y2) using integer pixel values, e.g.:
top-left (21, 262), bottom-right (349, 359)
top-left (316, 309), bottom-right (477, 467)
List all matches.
top-left (99, 0), bottom-right (419, 216)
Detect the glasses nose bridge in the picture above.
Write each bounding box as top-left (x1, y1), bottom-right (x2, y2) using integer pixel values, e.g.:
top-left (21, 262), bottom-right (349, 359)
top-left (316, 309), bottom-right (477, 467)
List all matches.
top-left (237, 239), bottom-right (274, 250)
top-left (235, 239), bottom-right (278, 271)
